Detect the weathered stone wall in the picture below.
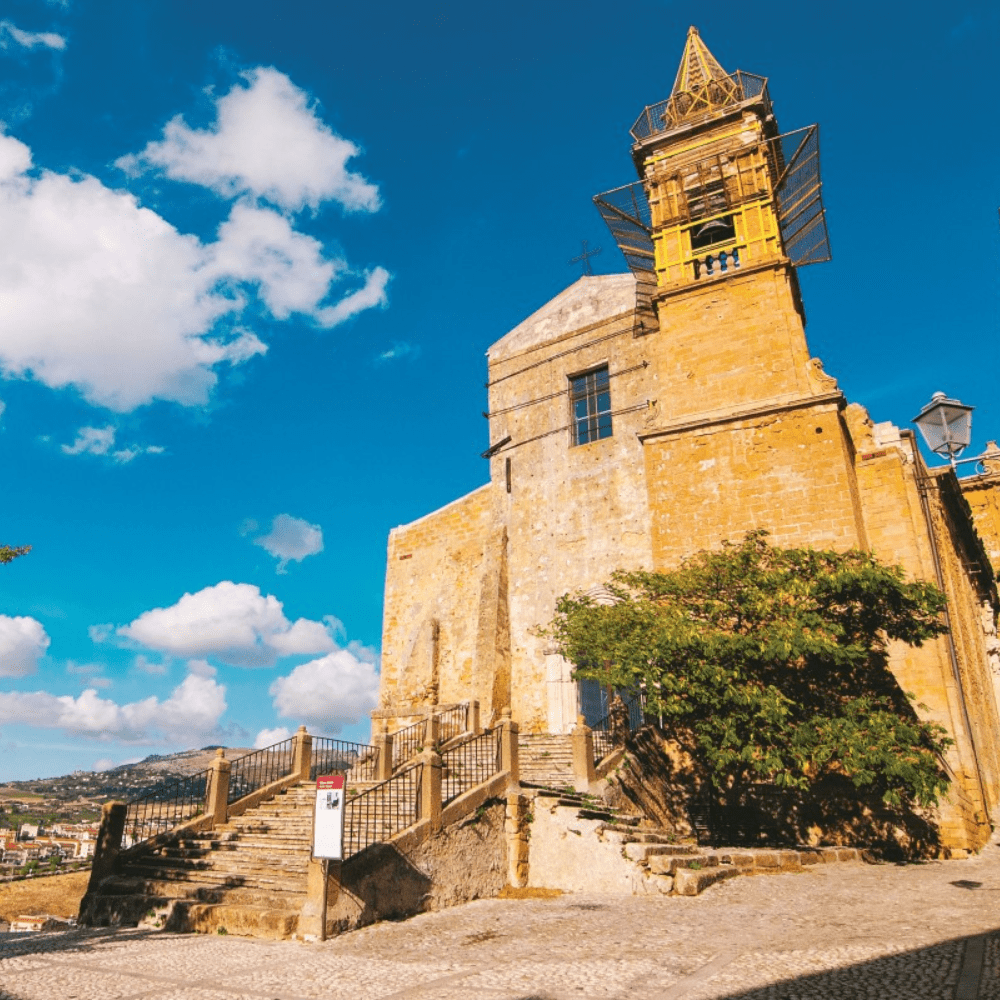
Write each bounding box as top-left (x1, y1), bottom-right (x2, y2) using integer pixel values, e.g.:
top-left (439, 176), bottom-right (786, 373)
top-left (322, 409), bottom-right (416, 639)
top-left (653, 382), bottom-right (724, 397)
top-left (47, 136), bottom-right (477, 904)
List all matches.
top-left (846, 409), bottom-right (1000, 850)
top-left (643, 402), bottom-right (866, 567)
top-left (961, 447), bottom-right (1000, 570)
top-left (651, 265), bottom-right (815, 423)
top-left (325, 800), bottom-right (507, 935)
top-left (378, 485), bottom-right (500, 725)
top-left (485, 276), bottom-right (658, 733)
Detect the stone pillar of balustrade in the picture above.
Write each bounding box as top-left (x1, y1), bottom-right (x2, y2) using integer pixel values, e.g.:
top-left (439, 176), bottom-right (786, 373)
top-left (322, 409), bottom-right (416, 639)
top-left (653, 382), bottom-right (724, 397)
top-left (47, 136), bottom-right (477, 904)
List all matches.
top-left (292, 725), bottom-right (313, 782)
top-left (498, 707), bottom-right (520, 791)
top-left (424, 713), bottom-right (440, 749)
top-left (82, 800), bottom-right (127, 901)
top-left (466, 699), bottom-right (481, 735)
top-left (417, 748), bottom-right (443, 832)
top-left (373, 720), bottom-right (394, 782)
top-left (205, 748), bottom-right (232, 826)
top-left (571, 714), bottom-right (597, 793)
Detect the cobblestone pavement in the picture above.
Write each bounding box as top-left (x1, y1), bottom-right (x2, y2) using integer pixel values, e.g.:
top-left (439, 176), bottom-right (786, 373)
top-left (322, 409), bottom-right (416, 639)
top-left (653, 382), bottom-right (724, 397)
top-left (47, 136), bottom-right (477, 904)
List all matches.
top-left (5, 847), bottom-right (1000, 1000)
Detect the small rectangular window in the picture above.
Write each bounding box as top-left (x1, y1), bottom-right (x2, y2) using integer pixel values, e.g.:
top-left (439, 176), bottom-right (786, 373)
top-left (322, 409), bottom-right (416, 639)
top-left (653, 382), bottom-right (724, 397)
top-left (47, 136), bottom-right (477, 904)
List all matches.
top-left (570, 366), bottom-right (612, 446)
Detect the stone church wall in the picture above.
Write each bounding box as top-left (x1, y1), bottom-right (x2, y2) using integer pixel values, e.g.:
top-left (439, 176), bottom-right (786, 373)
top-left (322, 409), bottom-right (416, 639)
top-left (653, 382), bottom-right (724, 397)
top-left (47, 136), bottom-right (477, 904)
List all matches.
top-left (378, 484), bottom-right (499, 726)
top-left (642, 401), bottom-right (866, 568)
top-left (485, 280), bottom-right (657, 733)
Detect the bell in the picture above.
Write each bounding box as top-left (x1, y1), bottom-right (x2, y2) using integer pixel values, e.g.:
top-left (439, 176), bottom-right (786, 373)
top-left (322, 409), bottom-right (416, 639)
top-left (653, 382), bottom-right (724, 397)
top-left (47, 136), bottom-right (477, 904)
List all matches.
top-left (693, 218), bottom-right (731, 240)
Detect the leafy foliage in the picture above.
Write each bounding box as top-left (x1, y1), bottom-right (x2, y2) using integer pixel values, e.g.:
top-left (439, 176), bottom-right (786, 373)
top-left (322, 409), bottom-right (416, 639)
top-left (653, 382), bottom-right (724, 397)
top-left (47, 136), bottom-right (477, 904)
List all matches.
top-left (547, 532), bottom-right (952, 809)
top-left (0, 544), bottom-right (30, 565)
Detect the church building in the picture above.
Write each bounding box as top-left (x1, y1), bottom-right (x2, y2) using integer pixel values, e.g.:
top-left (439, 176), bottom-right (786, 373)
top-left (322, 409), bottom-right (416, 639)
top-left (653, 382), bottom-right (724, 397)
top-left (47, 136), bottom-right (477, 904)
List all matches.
top-left (375, 28), bottom-right (1000, 851)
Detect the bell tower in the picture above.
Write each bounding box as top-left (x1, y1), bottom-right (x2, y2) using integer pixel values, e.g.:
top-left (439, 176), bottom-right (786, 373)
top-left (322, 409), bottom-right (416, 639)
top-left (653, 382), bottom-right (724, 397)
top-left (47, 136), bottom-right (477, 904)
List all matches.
top-left (595, 28), bottom-right (858, 565)
top-left (597, 26), bottom-right (830, 295)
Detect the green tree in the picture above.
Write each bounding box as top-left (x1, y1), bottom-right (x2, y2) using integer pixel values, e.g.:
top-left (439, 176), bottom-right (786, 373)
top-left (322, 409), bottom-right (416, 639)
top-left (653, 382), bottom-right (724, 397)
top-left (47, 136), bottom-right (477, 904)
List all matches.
top-left (547, 531), bottom-right (952, 811)
top-left (0, 544), bottom-right (30, 564)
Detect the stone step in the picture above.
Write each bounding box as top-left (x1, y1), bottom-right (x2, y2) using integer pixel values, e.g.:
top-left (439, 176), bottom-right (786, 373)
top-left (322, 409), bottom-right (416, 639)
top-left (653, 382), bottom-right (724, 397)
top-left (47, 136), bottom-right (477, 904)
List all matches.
top-left (125, 868), bottom-right (308, 892)
top-left (130, 861), bottom-right (310, 883)
top-left (624, 842), bottom-right (704, 863)
top-left (98, 876), bottom-right (305, 908)
top-left (673, 864), bottom-right (741, 896)
top-left (648, 852), bottom-right (719, 876)
top-left (622, 832), bottom-right (683, 845)
top-left (116, 895), bottom-right (301, 940)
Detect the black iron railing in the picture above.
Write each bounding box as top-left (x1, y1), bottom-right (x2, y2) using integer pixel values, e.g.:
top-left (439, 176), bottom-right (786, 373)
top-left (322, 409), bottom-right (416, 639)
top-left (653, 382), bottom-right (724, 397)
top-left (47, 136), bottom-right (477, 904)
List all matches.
top-left (630, 71), bottom-right (770, 141)
top-left (391, 718), bottom-right (426, 768)
top-left (124, 769), bottom-right (211, 849)
top-left (227, 737), bottom-right (296, 805)
top-left (437, 704), bottom-right (468, 743)
top-left (343, 764), bottom-right (422, 858)
top-left (311, 738), bottom-right (380, 784)
top-left (441, 728), bottom-right (502, 805)
top-left (591, 690), bottom-right (647, 766)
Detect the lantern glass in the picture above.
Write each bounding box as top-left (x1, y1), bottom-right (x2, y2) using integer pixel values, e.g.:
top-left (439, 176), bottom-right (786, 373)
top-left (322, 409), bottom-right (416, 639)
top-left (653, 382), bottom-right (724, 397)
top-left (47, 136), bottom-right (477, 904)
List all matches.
top-left (912, 392), bottom-right (974, 460)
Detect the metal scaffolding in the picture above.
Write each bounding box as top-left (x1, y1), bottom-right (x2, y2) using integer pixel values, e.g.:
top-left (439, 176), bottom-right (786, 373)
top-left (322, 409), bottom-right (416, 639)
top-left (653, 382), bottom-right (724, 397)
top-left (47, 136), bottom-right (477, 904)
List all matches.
top-left (593, 125), bottom-right (831, 278)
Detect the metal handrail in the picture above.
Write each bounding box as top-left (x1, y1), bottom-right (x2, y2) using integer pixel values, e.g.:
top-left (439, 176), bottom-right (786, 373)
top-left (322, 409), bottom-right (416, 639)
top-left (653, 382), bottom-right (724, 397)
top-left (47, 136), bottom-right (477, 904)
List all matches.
top-left (441, 728), bottom-right (502, 805)
top-left (227, 737), bottom-right (296, 805)
top-left (436, 704), bottom-right (467, 743)
top-left (591, 690), bottom-right (647, 766)
top-left (311, 738), bottom-right (380, 783)
top-left (391, 718), bottom-right (426, 768)
top-left (343, 764), bottom-right (422, 858)
top-left (123, 768), bottom-right (211, 849)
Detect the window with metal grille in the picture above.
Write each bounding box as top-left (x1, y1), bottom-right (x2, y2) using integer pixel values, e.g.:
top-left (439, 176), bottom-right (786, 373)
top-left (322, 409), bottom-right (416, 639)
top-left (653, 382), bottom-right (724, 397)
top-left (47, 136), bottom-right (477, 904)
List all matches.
top-left (570, 366), bottom-right (612, 446)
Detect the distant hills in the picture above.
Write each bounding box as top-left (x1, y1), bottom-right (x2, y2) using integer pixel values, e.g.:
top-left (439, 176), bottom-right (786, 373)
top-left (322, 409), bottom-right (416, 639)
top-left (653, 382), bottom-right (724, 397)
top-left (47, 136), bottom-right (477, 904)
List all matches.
top-left (0, 746), bottom-right (254, 823)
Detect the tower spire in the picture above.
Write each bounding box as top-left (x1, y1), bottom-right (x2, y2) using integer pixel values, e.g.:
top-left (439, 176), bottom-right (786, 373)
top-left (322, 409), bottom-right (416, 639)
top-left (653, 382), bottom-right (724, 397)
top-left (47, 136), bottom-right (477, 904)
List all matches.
top-left (670, 26), bottom-right (731, 98)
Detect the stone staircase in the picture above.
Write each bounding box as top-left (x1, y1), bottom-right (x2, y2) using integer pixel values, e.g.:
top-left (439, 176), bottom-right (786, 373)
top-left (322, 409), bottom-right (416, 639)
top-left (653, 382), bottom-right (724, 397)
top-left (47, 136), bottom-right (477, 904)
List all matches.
top-left (84, 782), bottom-right (322, 938)
top-left (527, 789), bottom-right (863, 897)
top-left (517, 734), bottom-right (574, 788)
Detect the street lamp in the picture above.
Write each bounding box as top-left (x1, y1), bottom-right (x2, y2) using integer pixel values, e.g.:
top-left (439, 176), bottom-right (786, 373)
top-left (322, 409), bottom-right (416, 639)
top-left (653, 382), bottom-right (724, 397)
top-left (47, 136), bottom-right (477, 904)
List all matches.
top-left (912, 392), bottom-right (975, 468)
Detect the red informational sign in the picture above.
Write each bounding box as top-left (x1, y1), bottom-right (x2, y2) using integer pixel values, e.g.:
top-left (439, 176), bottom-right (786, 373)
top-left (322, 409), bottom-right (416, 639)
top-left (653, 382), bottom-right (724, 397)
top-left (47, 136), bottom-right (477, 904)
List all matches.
top-left (313, 775), bottom-right (346, 860)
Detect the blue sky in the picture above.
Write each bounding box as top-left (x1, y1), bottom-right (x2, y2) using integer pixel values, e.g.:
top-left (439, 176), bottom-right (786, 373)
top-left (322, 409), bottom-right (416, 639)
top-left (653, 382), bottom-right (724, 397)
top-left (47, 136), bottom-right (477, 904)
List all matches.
top-left (0, 0), bottom-right (998, 780)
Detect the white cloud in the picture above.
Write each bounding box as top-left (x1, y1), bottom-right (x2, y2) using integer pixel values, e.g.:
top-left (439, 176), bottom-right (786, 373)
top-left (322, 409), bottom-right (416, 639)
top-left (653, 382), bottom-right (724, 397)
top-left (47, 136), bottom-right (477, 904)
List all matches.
top-left (92, 758), bottom-right (115, 772)
top-left (0, 20), bottom-right (66, 51)
top-left (254, 726), bottom-right (291, 749)
top-left (315, 266), bottom-right (389, 327)
top-left (60, 425), bottom-right (164, 463)
top-left (0, 128), bottom-right (389, 413)
top-left (118, 67), bottom-right (380, 213)
top-left (376, 340), bottom-right (420, 364)
top-left (253, 514), bottom-right (323, 573)
top-left (62, 425), bottom-right (115, 456)
top-left (209, 203), bottom-right (344, 320)
top-left (0, 671), bottom-right (227, 744)
top-left (115, 581), bottom-right (335, 667)
top-left (66, 662), bottom-right (111, 689)
top-left (133, 654), bottom-right (167, 676)
top-left (186, 658), bottom-right (216, 678)
top-left (269, 648), bottom-right (379, 732)
top-left (0, 615), bottom-right (50, 677)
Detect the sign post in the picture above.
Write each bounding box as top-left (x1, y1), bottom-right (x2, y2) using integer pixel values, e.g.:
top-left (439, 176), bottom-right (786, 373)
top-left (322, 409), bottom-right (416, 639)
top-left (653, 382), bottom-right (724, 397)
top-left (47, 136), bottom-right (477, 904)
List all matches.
top-left (312, 775), bottom-right (346, 941)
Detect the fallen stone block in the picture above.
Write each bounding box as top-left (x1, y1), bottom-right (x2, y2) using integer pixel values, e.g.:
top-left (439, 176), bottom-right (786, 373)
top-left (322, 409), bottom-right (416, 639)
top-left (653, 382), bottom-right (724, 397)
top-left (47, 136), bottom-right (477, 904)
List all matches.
top-left (673, 865), bottom-right (741, 896)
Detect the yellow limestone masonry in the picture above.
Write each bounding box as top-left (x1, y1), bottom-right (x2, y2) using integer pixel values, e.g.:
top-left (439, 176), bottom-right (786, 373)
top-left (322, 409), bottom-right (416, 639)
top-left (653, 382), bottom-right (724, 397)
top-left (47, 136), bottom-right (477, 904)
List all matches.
top-left (376, 28), bottom-right (1000, 852)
